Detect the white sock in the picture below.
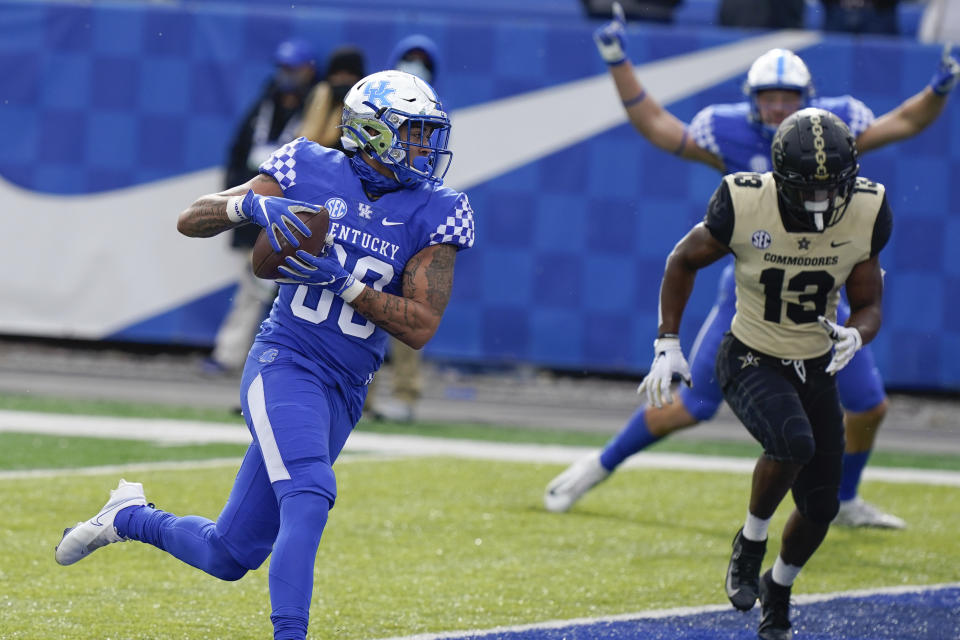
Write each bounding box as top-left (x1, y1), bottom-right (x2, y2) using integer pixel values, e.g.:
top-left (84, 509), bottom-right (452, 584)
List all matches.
top-left (771, 555), bottom-right (803, 587)
top-left (742, 511), bottom-right (771, 542)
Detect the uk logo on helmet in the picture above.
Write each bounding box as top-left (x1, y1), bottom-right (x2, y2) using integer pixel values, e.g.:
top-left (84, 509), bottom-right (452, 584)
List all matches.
top-left (363, 81), bottom-right (396, 108)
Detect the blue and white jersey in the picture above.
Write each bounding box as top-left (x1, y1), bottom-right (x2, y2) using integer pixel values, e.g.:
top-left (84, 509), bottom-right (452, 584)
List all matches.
top-left (688, 95), bottom-right (875, 173)
top-left (254, 137), bottom-right (475, 388)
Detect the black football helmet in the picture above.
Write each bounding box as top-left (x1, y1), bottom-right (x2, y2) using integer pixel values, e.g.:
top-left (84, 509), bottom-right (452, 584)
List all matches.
top-left (771, 107), bottom-right (859, 232)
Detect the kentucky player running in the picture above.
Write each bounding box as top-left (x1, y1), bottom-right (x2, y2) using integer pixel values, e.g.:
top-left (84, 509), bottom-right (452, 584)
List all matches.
top-left (55, 70), bottom-right (474, 640)
top-left (545, 3), bottom-right (960, 528)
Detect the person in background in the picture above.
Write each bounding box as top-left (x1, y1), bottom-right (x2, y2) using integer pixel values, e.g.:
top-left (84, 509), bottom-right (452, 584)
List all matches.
top-left (299, 46), bottom-right (366, 150)
top-left (820, 0), bottom-right (900, 36)
top-left (364, 34), bottom-right (441, 423)
top-left (544, 2), bottom-right (960, 529)
top-left (918, 0), bottom-right (960, 44)
top-left (206, 37), bottom-right (319, 374)
top-left (717, 0), bottom-right (805, 29)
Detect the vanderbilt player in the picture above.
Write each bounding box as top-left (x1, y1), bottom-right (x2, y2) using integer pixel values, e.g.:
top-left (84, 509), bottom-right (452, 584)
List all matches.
top-left (638, 108), bottom-right (891, 640)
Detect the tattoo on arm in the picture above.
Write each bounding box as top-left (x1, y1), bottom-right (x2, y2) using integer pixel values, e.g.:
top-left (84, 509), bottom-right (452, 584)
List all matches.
top-left (348, 244), bottom-right (457, 347)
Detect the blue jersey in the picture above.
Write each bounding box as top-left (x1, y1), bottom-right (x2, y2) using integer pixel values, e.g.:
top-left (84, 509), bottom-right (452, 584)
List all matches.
top-left (688, 95), bottom-right (875, 173)
top-left (254, 137), bottom-right (475, 388)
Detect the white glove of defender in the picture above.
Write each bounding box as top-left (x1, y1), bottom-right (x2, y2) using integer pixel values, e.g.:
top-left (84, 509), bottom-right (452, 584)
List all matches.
top-left (817, 315), bottom-right (862, 375)
top-left (637, 336), bottom-right (692, 408)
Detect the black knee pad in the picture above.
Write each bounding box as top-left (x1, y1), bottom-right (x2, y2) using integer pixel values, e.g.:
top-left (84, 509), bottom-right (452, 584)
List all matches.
top-left (783, 423), bottom-right (815, 465)
top-left (795, 485), bottom-right (840, 524)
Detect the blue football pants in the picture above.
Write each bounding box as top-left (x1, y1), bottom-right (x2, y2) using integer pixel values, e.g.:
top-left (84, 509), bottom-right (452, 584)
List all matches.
top-left (118, 342), bottom-right (360, 640)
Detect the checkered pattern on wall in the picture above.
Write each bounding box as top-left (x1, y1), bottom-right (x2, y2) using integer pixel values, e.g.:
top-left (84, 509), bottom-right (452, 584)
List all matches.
top-left (1, 1), bottom-right (957, 389)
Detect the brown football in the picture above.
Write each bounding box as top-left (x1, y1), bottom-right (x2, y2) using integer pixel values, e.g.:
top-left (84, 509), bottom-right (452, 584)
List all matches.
top-left (250, 207), bottom-right (331, 280)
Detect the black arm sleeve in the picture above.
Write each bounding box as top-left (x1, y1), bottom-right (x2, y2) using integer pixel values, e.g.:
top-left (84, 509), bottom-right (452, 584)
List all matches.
top-left (870, 193), bottom-right (893, 257)
top-left (703, 179), bottom-right (735, 246)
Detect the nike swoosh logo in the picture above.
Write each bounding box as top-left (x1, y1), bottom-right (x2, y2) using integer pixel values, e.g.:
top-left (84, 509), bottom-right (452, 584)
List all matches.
top-left (381, 219), bottom-right (404, 226)
top-left (830, 240), bottom-right (852, 247)
top-left (92, 497), bottom-right (142, 527)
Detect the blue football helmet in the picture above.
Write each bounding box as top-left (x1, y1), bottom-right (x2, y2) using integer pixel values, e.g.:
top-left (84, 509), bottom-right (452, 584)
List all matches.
top-left (743, 48), bottom-right (815, 130)
top-left (339, 70), bottom-right (452, 187)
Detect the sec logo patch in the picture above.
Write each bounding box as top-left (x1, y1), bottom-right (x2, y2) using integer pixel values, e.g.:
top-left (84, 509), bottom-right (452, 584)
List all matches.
top-left (325, 197), bottom-right (348, 220)
top-left (751, 230), bottom-right (772, 249)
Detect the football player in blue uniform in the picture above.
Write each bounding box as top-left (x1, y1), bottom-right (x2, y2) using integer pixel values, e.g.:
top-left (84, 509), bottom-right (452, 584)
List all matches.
top-left (545, 2), bottom-right (960, 528)
top-left (55, 70), bottom-right (474, 640)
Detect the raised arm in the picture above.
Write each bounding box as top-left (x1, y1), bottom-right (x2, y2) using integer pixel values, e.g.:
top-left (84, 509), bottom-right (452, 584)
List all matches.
top-left (595, 3), bottom-right (724, 170)
top-left (856, 45), bottom-right (960, 153)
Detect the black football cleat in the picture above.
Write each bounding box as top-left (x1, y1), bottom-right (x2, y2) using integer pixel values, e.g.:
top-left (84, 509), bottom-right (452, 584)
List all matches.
top-left (725, 528), bottom-right (766, 611)
top-left (758, 569), bottom-right (793, 640)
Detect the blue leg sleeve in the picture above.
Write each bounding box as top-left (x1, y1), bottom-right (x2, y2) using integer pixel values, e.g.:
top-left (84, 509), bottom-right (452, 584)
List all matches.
top-left (269, 491), bottom-right (331, 640)
top-left (838, 450), bottom-right (871, 501)
top-left (116, 506), bottom-right (247, 581)
top-left (600, 407), bottom-right (659, 470)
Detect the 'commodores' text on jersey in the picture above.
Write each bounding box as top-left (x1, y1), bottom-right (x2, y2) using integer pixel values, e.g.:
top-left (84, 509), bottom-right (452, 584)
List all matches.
top-left (255, 138), bottom-right (475, 388)
top-left (704, 172), bottom-right (891, 360)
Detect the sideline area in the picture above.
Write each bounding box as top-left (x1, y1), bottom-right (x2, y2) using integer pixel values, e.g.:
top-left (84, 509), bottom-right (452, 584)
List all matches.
top-left (3, 409), bottom-right (959, 487)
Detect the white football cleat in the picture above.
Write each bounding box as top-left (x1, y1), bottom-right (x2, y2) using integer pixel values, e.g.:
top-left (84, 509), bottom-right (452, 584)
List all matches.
top-left (543, 452), bottom-right (610, 513)
top-left (834, 497), bottom-right (906, 529)
top-left (55, 479), bottom-right (147, 566)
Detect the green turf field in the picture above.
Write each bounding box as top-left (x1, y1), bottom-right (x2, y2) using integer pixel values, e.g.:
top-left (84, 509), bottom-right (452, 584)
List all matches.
top-left (2, 395), bottom-right (959, 639)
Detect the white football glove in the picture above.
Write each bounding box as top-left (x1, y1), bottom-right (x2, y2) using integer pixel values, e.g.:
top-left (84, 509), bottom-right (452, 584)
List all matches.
top-left (637, 336), bottom-right (692, 408)
top-left (593, 1), bottom-right (628, 65)
top-left (817, 315), bottom-right (862, 375)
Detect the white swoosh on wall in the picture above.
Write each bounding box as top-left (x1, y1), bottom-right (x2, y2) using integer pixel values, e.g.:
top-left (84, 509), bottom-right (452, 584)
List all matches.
top-left (0, 30), bottom-right (821, 338)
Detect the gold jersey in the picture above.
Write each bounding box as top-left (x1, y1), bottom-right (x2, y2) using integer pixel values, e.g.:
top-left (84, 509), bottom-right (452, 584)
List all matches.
top-left (719, 172), bottom-right (886, 360)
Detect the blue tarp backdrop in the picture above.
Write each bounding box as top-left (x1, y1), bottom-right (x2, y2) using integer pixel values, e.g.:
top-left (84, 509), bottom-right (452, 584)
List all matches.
top-left (0, 1), bottom-right (957, 390)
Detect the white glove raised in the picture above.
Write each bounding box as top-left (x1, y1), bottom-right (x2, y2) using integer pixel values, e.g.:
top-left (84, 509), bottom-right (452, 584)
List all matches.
top-left (637, 336), bottom-right (692, 408)
top-left (593, 1), bottom-right (628, 65)
top-left (817, 315), bottom-right (862, 375)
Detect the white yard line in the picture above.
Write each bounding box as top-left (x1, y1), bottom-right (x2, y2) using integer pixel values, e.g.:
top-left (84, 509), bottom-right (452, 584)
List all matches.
top-left (3, 409), bottom-right (960, 486)
top-left (375, 582), bottom-right (960, 640)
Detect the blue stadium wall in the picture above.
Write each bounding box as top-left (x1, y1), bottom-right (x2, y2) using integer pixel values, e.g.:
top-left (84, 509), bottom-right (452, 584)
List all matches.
top-left (0, 1), bottom-right (957, 390)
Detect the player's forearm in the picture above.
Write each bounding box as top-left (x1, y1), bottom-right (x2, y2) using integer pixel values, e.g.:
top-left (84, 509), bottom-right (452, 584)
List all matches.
top-left (610, 63), bottom-right (687, 152)
top-left (179, 175), bottom-right (281, 238)
top-left (348, 289), bottom-right (441, 349)
top-left (657, 255), bottom-right (697, 335)
top-left (846, 303), bottom-right (882, 345)
top-left (177, 194), bottom-right (237, 238)
top-left (860, 88), bottom-right (946, 153)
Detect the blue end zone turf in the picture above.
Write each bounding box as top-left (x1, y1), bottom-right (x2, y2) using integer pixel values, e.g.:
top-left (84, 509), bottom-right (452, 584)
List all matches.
top-left (421, 585), bottom-right (959, 640)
